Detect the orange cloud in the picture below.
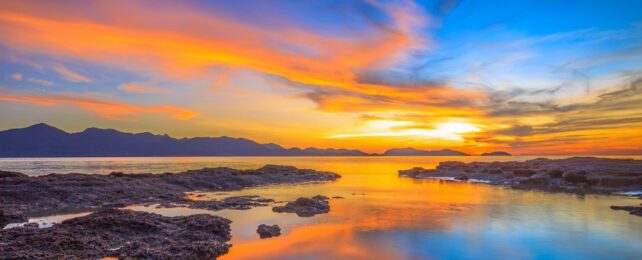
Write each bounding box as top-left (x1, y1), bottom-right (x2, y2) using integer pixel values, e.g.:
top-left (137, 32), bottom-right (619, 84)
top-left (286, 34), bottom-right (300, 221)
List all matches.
top-left (10, 73), bottom-right (22, 81)
top-left (0, 92), bottom-right (196, 121)
top-left (118, 83), bottom-right (162, 94)
top-left (0, 1), bottom-right (439, 102)
top-left (52, 65), bottom-right (91, 83)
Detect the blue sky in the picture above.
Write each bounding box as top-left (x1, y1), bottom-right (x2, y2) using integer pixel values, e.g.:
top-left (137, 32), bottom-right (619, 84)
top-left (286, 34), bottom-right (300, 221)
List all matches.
top-left (1, 0), bottom-right (641, 154)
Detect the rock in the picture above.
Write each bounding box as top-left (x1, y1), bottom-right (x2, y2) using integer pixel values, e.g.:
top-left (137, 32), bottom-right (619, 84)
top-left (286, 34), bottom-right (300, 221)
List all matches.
top-left (610, 204), bottom-right (642, 216)
top-left (0, 165), bottom-right (340, 225)
top-left (547, 169), bottom-right (564, 178)
top-left (517, 176), bottom-right (550, 187)
top-left (257, 224), bottom-right (281, 239)
top-left (563, 172), bottom-right (587, 184)
top-left (455, 174), bottom-right (469, 181)
top-left (436, 161), bottom-right (467, 170)
top-left (23, 222), bottom-right (39, 228)
top-left (486, 169), bottom-right (504, 174)
top-left (272, 195), bottom-right (330, 217)
top-left (158, 195), bottom-right (276, 211)
top-left (0, 170), bottom-right (27, 178)
top-left (0, 209), bottom-right (232, 259)
top-left (0, 209), bottom-right (28, 228)
top-left (513, 169), bottom-right (536, 177)
top-left (398, 167), bottom-right (427, 177)
top-left (399, 157), bottom-right (642, 195)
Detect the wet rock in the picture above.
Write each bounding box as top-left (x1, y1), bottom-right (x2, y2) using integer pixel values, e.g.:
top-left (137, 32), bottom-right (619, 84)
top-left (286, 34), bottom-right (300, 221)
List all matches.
top-left (0, 170), bottom-right (27, 178)
top-left (398, 157), bottom-right (642, 195)
top-left (563, 172), bottom-right (587, 184)
top-left (0, 209), bottom-right (231, 259)
top-left (610, 204), bottom-right (642, 217)
top-left (272, 195), bottom-right (330, 217)
top-left (257, 224), bottom-right (281, 239)
top-left (23, 222), bottom-right (39, 228)
top-left (0, 165), bottom-right (340, 225)
top-left (517, 176), bottom-right (550, 188)
top-left (513, 169), bottom-right (536, 177)
top-left (0, 209), bottom-right (28, 228)
top-left (548, 169), bottom-right (564, 178)
top-left (398, 167), bottom-right (427, 178)
top-left (159, 195), bottom-right (276, 211)
top-left (454, 174), bottom-right (469, 181)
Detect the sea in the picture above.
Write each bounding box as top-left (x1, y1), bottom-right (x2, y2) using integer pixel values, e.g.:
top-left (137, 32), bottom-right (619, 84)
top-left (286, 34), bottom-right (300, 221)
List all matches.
top-left (1, 156), bottom-right (641, 259)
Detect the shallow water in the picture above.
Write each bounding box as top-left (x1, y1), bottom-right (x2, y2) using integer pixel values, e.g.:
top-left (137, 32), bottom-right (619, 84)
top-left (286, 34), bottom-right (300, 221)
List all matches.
top-left (2, 156), bottom-right (642, 259)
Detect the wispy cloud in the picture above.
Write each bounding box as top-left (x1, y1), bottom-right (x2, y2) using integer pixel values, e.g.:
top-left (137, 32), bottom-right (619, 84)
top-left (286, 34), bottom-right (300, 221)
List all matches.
top-left (52, 65), bottom-right (91, 83)
top-left (118, 83), bottom-right (163, 94)
top-left (0, 91), bottom-right (196, 121)
top-left (10, 73), bottom-right (22, 81)
top-left (26, 77), bottom-right (54, 87)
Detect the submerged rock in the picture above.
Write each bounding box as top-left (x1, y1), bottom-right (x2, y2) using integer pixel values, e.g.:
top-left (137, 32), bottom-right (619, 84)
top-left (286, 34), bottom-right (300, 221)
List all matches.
top-left (158, 195), bottom-right (275, 211)
top-left (272, 195), bottom-right (330, 217)
top-left (0, 209), bottom-right (231, 259)
top-left (610, 205), bottom-right (642, 217)
top-left (257, 224), bottom-right (281, 239)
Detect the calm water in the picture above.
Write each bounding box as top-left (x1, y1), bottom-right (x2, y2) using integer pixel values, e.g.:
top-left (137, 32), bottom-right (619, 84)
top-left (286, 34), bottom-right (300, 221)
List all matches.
top-left (1, 156), bottom-right (642, 259)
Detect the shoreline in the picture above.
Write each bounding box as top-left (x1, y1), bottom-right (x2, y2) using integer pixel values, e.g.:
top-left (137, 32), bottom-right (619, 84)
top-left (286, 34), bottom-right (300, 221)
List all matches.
top-left (0, 165), bottom-right (340, 226)
top-left (0, 165), bottom-right (341, 258)
top-left (399, 157), bottom-right (642, 195)
top-left (399, 157), bottom-right (642, 216)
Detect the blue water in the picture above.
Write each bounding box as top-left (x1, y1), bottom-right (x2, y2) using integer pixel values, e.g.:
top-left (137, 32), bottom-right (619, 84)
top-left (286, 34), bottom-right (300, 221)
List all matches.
top-left (1, 156), bottom-right (641, 259)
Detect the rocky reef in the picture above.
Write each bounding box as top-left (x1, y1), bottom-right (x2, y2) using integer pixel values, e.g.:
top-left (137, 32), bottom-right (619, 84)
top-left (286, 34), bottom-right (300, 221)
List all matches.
top-left (257, 224), bottom-right (281, 238)
top-left (610, 204), bottom-right (642, 216)
top-left (272, 195), bottom-right (330, 217)
top-left (0, 209), bottom-right (231, 259)
top-left (399, 157), bottom-right (642, 194)
top-left (0, 165), bottom-right (340, 227)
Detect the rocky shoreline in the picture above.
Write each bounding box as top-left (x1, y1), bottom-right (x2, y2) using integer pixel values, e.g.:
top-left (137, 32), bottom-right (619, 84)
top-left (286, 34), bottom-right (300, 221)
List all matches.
top-left (1, 209), bottom-right (232, 259)
top-left (399, 157), bottom-right (642, 194)
top-left (0, 165), bottom-right (340, 226)
top-left (399, 157), bottom-right (642, 216)
top-left (0, 165), bottom-right (340, 258)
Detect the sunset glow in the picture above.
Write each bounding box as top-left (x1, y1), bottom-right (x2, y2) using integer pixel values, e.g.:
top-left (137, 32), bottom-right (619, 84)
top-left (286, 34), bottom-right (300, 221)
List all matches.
top-left (1, 0), bottom-right (641, 155)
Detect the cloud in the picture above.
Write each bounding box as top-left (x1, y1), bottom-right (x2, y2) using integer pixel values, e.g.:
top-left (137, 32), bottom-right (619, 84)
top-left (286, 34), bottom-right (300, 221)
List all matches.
top-left (26, 77), bottom-right (54, 86)
top-left (9, 73), bottom-right (54, 86)
top-left (495, 125), bottom-right (534, 136)
top-left (52, 65), bottom-right (91, 83)
top-left (118, 83), bottom-right (162, 94)
top-left (0, 91), bottom-right (196, 120)
top-left (0, 0), bottom-right (463, 115)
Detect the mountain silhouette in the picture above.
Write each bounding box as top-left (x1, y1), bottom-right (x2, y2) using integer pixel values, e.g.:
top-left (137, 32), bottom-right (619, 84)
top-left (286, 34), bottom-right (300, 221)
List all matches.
top-left (0, 123), bottom-right (368, 157)
top-left (382, 147), bottom-right (469, 156)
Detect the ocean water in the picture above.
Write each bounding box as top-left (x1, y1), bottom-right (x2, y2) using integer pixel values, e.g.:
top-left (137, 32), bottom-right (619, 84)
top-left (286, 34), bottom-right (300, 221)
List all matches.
top-left (1, 156), bottom-right (641, 259)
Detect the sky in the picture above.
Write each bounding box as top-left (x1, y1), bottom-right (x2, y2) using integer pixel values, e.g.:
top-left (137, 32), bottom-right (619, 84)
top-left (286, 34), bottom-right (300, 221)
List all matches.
top-left (1, 0), bottom-right (641, 155)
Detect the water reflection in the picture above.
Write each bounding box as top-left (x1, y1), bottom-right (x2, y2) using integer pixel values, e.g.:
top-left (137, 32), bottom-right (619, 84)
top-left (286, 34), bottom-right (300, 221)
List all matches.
top-left (1, 156), bottom-right (641, 259)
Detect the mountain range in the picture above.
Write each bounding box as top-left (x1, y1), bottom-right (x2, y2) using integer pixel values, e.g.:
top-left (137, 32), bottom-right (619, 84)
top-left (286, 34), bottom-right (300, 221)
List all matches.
top-left (382, 147), bottom-right (470, 156)
top-left (0, 123), bottom-right (480, 157)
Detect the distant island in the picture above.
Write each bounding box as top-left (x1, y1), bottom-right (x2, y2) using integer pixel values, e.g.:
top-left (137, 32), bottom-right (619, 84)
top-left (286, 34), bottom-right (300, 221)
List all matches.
top-left (481, 151), bottom-right (512, 156)
top-left (0, 124), bottom-right (482, 157)
top-left (382, 147), bottom-right (469, 156)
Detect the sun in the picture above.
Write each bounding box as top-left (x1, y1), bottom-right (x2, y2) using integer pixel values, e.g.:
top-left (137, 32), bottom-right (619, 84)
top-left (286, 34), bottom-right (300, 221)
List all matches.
top-left (328, 120), bottom-right (480, 141)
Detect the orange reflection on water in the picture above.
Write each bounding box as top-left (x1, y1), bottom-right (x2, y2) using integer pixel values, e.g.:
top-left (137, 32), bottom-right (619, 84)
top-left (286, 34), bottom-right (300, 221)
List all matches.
top-left (223, 223), bottom-right (404, 259)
